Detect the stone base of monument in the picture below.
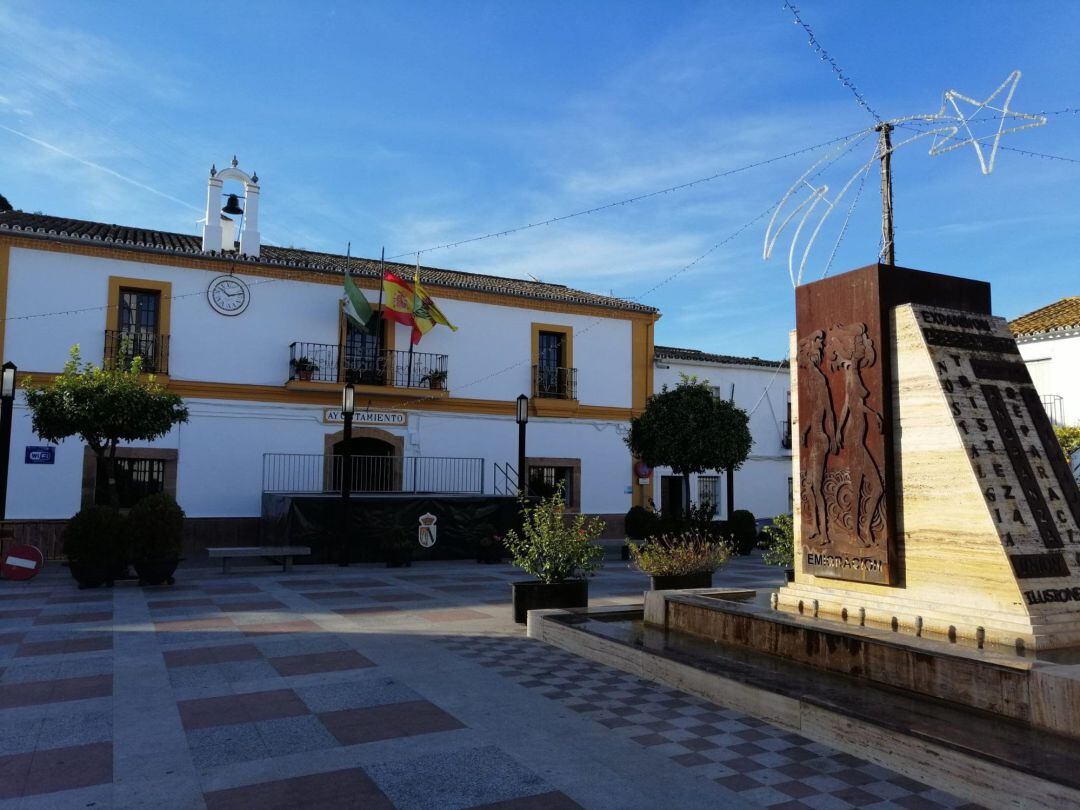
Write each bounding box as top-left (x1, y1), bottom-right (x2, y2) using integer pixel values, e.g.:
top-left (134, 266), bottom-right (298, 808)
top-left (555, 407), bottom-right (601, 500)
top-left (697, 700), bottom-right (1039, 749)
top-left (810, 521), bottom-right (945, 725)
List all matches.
top-left (527, 594), bottom-right (1080, 809)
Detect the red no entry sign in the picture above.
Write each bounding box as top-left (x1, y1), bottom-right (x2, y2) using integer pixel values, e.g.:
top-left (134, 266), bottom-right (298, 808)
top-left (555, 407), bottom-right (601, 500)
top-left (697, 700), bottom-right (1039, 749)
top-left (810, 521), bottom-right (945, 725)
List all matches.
top-left (2, 545), bottom-right (44, 581)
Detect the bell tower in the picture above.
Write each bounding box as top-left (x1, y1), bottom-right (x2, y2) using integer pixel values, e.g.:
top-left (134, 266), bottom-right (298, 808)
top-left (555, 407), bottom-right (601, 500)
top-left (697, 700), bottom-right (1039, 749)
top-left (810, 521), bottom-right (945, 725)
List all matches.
top-left (201, 156), bottom-right (261, 258)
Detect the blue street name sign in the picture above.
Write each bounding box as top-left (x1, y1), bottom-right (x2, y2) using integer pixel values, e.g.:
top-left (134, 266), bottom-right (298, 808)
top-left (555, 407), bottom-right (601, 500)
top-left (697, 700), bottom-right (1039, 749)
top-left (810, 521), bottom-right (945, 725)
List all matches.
top-left (25, 446), bottom-right (55, 464)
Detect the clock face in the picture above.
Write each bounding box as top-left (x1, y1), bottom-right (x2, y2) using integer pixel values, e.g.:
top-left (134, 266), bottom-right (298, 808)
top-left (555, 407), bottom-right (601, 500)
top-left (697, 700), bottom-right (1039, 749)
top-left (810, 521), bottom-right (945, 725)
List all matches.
top-left (207, 275), bottom-right (250, 316)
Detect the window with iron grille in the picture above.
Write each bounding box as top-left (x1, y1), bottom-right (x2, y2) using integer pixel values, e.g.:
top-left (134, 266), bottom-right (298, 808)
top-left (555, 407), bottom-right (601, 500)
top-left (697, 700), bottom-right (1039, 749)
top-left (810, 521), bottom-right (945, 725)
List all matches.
top-left (95, 458), bottom-right (166, 508)
top-left (528, 465), bottom-right (574, 507)
top-left (697, 475), bottom-right (722, 516)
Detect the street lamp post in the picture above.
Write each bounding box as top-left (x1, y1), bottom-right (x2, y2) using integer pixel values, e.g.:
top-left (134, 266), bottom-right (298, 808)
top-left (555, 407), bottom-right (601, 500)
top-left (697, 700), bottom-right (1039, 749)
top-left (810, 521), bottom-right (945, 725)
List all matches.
top-left (338, 383), bottom-right (355, 567)
top-left (0, 362), bottom-right (16, 521)
top-left (515, 394), bottom-right (529, 495)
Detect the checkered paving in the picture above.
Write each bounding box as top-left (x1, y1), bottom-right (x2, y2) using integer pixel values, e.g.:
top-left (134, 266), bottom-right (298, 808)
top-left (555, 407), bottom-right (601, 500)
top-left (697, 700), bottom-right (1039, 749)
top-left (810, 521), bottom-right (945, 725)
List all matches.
top-left (437, 634), bottom-right (983, 810)
top-left (0, 554), bottom-right (991, 808)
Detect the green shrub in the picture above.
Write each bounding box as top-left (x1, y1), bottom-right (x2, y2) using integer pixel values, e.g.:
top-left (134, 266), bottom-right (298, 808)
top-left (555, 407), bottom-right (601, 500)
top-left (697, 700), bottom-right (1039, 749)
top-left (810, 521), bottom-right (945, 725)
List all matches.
top-left (729, 509), bottom-right (758, 555)
top-left (127, 493), bottom-right (185, 563)
top-left (628, 530), bottom-right (730, 576)
top-left (63, 506), bottom-right (127, 567)
top-left (504, 484), bottom-right (605, 583)
top-left (625, 505), bottom-right (661, 540)
top-left (761, 514), bottom-right (794, 568)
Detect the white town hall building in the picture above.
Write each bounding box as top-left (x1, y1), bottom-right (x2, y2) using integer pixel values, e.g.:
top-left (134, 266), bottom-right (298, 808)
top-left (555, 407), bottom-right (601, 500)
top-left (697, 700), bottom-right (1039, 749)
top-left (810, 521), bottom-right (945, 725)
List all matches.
top-left (0, 162), bottom-right (791, 552)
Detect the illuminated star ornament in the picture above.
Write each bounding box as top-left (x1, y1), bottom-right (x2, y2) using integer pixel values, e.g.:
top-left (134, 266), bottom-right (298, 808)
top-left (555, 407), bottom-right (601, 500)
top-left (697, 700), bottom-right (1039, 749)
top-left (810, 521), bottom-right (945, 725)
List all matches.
top-left (928, 70), bottom-right (1047, 175)
top-left (764, 69), bottom-right (1048, 287)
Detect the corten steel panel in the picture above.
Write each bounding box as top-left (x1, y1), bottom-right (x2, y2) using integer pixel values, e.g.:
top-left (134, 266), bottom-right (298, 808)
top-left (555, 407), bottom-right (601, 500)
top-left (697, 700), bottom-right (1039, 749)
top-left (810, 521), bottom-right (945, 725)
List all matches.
top-left (794, 264), bottom-right (990, 585)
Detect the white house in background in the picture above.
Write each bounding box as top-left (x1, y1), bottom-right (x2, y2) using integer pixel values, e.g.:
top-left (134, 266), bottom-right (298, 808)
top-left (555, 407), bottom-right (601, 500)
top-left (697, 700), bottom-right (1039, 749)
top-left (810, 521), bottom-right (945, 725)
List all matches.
top-left (0, 159), bottom-right (660, 547)
top-left (650, 346), bottom-right (792, 523)
top-left (1010, 297), bottom-right (1080, 427)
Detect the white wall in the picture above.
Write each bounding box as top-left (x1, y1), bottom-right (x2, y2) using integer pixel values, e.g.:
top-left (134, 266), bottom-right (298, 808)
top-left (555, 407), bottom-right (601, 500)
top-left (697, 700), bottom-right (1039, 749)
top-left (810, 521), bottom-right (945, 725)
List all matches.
top-left (1018, 333), bottom-right (1080, 426)
top-left (4, 247), bottom-right (633, 407)
top-left (4, 393), bottom-right (632, 519)
top-left (649, 357), bottom-right (792, 521)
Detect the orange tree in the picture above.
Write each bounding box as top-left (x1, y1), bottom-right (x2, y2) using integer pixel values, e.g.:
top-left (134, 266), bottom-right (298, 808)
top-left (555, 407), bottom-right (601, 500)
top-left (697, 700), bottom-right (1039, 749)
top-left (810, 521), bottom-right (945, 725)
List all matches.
top-left (24, 345), bottom-right (188, 507)
top-left (626, 375), bottom-right (752, 517)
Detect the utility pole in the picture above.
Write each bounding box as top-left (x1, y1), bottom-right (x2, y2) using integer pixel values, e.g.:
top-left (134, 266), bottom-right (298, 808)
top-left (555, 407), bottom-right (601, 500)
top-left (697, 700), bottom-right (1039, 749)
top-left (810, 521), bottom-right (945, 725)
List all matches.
top-left (875, 122), bottom-right (895, 266)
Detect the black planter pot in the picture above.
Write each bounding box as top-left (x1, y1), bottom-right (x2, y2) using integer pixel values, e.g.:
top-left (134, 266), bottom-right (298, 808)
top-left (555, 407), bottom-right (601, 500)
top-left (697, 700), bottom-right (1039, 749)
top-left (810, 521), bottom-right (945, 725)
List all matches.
top-left (511, 579), bottom-right (588, 624)
top-left (649, 571), bottom-right (714, 591)
top-left (134, 556), bottom-right (179, 586)
top-left (785, 567), bottom-right (795, 583)
top-left (68, 560), bottom-right (113, 589)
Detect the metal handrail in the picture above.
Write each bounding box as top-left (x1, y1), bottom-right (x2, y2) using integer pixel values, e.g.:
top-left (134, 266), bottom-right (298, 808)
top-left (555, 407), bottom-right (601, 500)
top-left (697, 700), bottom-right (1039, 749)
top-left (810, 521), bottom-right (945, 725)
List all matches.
top-left (289, 342), bottom-right (448, 389)
top-left (262, 453), bottom-right (483, 494)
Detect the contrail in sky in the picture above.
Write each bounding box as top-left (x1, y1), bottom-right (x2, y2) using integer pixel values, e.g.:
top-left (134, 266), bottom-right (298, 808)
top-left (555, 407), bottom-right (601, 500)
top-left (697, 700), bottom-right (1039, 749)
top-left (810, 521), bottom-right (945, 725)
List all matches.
top-left (0, 123), bottom-right (201, 212)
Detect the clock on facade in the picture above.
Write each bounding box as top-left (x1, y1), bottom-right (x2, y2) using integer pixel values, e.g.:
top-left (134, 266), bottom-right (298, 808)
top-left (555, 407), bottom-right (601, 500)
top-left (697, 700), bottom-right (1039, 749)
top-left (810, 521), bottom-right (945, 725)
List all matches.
top-left (207, 275), bottom-right (250, 316)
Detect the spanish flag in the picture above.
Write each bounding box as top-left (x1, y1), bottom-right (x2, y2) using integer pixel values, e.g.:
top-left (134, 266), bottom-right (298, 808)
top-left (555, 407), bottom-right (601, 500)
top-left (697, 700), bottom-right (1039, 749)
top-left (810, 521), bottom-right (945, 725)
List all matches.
top-left (412, 269), bottom-right (458, 345)
top-left (381, 272), bottom-right (416, 328)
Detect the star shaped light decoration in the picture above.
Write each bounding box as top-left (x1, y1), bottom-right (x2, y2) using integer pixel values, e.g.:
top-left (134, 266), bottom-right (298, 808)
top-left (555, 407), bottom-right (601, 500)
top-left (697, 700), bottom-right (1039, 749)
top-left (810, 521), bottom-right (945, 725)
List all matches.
top-left (927, 70), bottom-right (1047, 175)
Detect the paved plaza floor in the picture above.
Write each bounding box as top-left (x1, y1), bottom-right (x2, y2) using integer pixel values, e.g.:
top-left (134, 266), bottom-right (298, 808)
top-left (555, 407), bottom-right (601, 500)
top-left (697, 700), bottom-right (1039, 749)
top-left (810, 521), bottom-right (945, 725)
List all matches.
top-left (0, 553), bottom-right (982, 809)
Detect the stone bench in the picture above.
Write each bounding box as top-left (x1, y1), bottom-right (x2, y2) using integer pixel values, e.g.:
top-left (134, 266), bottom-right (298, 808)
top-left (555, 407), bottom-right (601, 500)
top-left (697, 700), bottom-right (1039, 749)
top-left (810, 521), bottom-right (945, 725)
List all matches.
top-left (207, 546), bottom-right (311, 574)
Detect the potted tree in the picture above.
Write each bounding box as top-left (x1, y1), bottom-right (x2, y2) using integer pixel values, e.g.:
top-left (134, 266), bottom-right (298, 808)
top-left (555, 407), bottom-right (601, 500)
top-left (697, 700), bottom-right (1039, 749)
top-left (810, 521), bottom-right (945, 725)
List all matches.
top-left (728, 509), bottom-right (759, 556)
top-left (629, 530), bottom-right (730, 590)
top-left (128, 493), bottom-right (185, 586)
top-left (62, 506), bottom-right (127, 589)
top-left (761, 514), bottom-right (795, 582)
top-left (24, 346), bottom-right (188, 510)
top-left (419, 369), bottom-right (448, 390)
top-left (292, 356), bottom-right (319, 381)
top-left (504, 485), bottom-right (605, 624)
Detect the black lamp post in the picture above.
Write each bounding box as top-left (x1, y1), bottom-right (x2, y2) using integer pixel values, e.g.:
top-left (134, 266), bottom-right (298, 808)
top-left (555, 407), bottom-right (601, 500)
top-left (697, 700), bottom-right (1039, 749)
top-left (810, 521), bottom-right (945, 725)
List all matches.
top-left (338, 383), bottom-right (355, 567)
top-left (0, 362), bottom-right (16, 521)
top-left (516, 394), bottom-right (529, 495)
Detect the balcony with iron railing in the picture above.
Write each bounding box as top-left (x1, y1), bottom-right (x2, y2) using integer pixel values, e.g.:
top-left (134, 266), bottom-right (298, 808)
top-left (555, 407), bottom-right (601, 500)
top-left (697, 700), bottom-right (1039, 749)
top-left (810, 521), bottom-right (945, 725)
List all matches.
top-left (780, 419), bottom-right (792, 451)
top-left (288, 342), bottom-right (448, 391)
top-left (532, 365), bottom-right (577, 400)
top-left (104, 330), bottom-right (170, 375)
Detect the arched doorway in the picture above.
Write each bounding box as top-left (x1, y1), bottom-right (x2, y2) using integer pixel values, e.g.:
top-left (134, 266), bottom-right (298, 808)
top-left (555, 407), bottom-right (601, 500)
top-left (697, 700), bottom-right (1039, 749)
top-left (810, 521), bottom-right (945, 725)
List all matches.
top-left (324, 428), bottom-right (404, 493)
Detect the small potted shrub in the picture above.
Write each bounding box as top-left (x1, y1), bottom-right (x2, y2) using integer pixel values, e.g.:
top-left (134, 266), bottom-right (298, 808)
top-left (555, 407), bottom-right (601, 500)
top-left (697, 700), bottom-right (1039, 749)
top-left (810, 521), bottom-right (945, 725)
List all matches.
top-left (504, 485), bottom-right (605, 623)
top-left (728, 509), bottom-right (758, 555)
top-left (420, 369), bottom-right (448, 390)
top-left (128, 493), bottom-right (185, 586)
top-left (624, 504), bottom-right (661, 559)
top-left (292, 356), bottom-right (319, 381)
top-left (63, 506), bottom-right (127, 589)
top-left (629, 530), bottom-right (730, 590)
top-left (761, 514), bottom-right (795, 582)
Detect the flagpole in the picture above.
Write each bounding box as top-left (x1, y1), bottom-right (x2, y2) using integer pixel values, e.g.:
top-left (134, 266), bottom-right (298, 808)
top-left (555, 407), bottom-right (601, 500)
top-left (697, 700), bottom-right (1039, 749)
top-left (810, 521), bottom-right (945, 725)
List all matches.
top-left (375, 247), bottom-right (385, 382)
top-left (406, 252), bottom-right (418, 388)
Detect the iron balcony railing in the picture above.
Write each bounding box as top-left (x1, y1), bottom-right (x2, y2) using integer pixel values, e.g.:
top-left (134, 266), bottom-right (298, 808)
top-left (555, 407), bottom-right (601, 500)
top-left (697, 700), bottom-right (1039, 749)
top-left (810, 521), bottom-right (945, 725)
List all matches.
top-left (780, 419), bottom-right (792, 450)
top-left (104, 330), bottom-right (170, 375)
top-left (289, 342), bottom-right (448, 389)
top-left (262, 453), bottom-right (484, 495)
top-left (533, 365), bottom-right (577, 400)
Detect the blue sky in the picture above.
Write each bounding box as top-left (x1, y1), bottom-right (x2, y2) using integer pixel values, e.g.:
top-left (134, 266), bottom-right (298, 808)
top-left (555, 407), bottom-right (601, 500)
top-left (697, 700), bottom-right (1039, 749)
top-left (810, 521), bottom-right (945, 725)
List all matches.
top-left (1, 2), bottom-right (1077, 361)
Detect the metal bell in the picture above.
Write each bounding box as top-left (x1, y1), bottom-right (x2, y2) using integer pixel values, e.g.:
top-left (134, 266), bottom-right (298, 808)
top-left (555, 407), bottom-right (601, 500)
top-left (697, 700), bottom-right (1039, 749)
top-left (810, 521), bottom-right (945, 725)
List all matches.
top-left (221, 194), bottom-right (244, 216)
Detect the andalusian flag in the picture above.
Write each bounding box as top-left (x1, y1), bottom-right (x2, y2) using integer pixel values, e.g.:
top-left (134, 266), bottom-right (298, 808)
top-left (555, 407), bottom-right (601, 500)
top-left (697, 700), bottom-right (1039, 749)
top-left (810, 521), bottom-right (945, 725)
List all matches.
top-left (343, 272), bottom-right (375, 332)
top-left (412, 269), bottom-right (458, 345)
top-left (381, 271), bottom-right (416, 328)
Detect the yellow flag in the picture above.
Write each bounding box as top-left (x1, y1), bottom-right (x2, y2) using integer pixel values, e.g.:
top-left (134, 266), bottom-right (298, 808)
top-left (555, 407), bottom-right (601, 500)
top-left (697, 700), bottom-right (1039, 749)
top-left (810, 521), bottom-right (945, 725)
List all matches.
top-left (411, 269), bottom-right (458, 345)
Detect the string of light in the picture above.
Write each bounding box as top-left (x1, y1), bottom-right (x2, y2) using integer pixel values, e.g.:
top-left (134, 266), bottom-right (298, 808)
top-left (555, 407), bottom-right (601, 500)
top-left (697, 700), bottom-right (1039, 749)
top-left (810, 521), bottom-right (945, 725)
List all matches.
top-left (0, 128), bottom-right (868, 325)
top-left (383, 129), bottom-right (869, 260)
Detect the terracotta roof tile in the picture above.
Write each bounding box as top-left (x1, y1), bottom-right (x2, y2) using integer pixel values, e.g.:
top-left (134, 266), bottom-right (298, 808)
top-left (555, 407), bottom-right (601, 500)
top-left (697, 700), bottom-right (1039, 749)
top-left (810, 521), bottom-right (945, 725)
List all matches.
top-left (654, 345), bottom-right (787, 369)
top-left (1009, 297), bottom-right (1080, 337)
top-left (0, 211), bottom-right (657, 315)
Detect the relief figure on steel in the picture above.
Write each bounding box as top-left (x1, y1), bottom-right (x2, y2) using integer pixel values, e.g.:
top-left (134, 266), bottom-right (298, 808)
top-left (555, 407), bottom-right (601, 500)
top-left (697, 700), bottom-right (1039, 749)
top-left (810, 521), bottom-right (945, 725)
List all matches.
top-left (801, 323), bottom-right (887, 551)
top-left (798, 330), bottom-right (835, 542)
